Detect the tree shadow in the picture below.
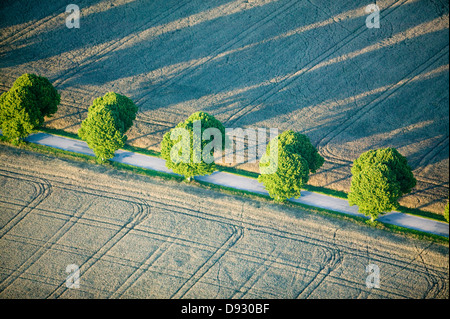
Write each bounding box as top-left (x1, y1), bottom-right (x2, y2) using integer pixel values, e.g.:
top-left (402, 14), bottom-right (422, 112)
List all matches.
top-left (0, 0), bottom-right (237, 71)
top-left (0, 0), bottom-right (72, 31)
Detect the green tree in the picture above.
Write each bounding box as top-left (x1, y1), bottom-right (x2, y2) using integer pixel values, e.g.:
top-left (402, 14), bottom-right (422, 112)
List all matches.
top-left (348, 147), bottom-right (417, 221)
top-left (258, 130), bottom-right (324, 202)
top-left (0, 73), bottom-right (60, 143)
top-left (444, 201), bottom-right (449, 223)
top-left (78, 92), bottom-right (137, 162)
top-left (259, 149), bottom-right (310, 201)
top-left (161, 111), bottom-right (225, 180)
top-left (276, 130), bottom-right (324, 173)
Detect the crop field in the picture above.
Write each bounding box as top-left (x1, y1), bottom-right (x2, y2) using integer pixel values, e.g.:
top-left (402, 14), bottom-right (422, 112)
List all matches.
top-left (0, 145), bottom-right (448, 299)
top-left (0, 0), bottom-right (448, 215)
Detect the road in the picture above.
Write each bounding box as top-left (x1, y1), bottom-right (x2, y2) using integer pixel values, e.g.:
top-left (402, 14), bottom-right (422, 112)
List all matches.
top-left (25, 132), bottom-right (449, 238)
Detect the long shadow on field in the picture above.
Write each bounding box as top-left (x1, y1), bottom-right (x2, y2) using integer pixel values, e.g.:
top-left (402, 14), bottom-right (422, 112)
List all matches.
top-left (51, 0), bottom-right (447, 134)
top-left (0, 0), bottom-right (74, 30)
top-left (302, 61), bottom-right (449, 171)
top-left (0, 0), bottom-right (108, 51)
top-left (213, 21), bottom-right (449, 169)
top-left (52, 0), bottom-right (449, 174)
top-left (51, 0), bottom-right (366, 98)
top-left (0, 0), bottom-right (236, 71)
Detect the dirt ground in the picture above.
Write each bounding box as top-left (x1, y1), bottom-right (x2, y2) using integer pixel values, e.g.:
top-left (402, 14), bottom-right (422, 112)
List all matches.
top-left (0, 0), bottom-right (448, 214)
top-left (0, 144), bottom-right (448, 298)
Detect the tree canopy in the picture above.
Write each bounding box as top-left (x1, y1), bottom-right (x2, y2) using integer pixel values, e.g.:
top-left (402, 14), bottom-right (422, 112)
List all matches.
top-left (78, 92), bottom-right (137, 162)
top-left (258, 130), bottom-right (324, 202)
top-left (160, 111), bottom-right (225, 180)
top-left (348, 147), bottom-right (417, 221)
top-left (0, 73), bottom-right (60, 143)
top-left (444, 201), bottom-right (449, 223)
top-left (276, 129), bottom-right (324, 173)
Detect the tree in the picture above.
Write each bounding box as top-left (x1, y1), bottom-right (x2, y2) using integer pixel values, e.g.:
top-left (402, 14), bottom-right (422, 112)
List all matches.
top-left (348, 147), bottom-right (417, 221)
top-left (444, 201), bottom-right (449, 223)
top-left (160, 111), bottom-right (225, 180)
top-left (259, 149), bottom-right (310, 201)
top-left (78, 92), bottom-right (137, 162)
top-left (276, 130), bottom-right (324, 173)
top-left (258, 130), bottom-right (324, 202)
top-left (0, 73), bottom-right (60, 143)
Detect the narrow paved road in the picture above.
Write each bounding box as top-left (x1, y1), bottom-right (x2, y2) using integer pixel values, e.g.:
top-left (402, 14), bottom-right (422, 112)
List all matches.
top-left (24, 132), bottom-right (449, 237)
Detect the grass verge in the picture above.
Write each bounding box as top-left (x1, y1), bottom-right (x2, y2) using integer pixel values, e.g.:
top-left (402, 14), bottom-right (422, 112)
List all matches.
top-left (108, 160), bottom-right (184, 182)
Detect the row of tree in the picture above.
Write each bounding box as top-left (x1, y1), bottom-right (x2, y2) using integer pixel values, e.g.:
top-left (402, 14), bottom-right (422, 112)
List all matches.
top-left (0, 74), bottom-right (138, 161)
top-left (160, 112), bottom-right (418, 222)
top-left (0, 74), bottom-right (447, 222)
